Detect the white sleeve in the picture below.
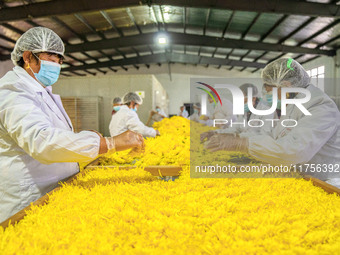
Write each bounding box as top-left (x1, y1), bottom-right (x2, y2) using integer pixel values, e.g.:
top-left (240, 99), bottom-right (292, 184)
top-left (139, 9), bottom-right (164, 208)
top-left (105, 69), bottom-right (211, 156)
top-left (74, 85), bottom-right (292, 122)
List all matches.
top-left (0, 95), bottom-right (100, 164)
top-left (126, 111), bottom-right (157, 137)
top-left (248, 104), bottom-right (338, 165)
top-left (160, 110), bottom-right (167, 117)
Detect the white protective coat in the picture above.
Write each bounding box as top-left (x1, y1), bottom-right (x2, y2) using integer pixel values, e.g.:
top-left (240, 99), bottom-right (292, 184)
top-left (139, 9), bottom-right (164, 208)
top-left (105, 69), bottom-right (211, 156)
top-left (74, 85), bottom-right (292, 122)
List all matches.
top-left (109, 105), bottom-right (156, 137)
top-left (0, 66), bottom-right (100, 222)
top-left (179, 109), bottom-right (189, 118)
top-left (248, 85), bottom-right (340, 183)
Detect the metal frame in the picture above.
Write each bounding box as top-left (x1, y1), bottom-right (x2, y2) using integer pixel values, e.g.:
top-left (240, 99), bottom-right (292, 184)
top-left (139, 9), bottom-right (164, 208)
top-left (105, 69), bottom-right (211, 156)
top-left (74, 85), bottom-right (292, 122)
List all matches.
top-left (228, 13), bottom-right (261, 69)
top-left (59, 32), bottom-right (335, 56)
top-left (251, 17), bottom-right (340, 73)
top-left (62, 52), bottom-right (266, 72)
top-left (1, 1), bottom-right (340, 74)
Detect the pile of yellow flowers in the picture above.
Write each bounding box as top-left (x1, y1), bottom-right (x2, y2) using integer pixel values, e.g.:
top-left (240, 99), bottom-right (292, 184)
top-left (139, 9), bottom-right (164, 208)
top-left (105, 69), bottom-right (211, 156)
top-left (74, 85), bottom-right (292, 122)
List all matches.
top-left (100, 116), bottom-right (190, 167)
top-left (100, 117), bottom-right (253, 169)
top-left (1, 167), bottom-right (340, 254)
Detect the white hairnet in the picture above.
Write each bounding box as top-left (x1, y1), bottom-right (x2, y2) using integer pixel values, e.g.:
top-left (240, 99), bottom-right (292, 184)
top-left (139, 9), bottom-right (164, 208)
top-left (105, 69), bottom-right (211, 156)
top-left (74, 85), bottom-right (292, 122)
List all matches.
top-left (11, 27), bottom-right (65, 66)
top-left (261, 58), bottom-right (310, 88)
top-left (112, 97), bottom-right (122, 104)
top-left (239, 83), bottom-right (259, 97)
top-left (123, 92), bottom-right (143, 105)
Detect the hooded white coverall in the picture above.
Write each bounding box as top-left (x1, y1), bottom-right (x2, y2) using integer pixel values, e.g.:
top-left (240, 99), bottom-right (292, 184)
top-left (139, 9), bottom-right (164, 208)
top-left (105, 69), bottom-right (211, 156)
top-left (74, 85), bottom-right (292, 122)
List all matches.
top-left (0, 66), bottom-right (100, 222)
top-left (248, 85), bottom-right (340, 185)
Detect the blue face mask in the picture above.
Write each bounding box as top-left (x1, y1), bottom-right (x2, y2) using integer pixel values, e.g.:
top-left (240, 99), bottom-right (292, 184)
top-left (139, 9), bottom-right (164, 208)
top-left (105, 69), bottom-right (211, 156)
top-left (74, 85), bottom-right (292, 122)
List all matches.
top-left (194, 109), bottom-right (199, 114)
top-left (31, 55), bottom-right (61, 86)
top-left (113, 106), bottom-right (121, 112)
top-left (244, 104), bottom-right (250, 113)
top-left (156, 108), bottom-right (160, 112)
top-left (132, 107), bottom-right (137, 112)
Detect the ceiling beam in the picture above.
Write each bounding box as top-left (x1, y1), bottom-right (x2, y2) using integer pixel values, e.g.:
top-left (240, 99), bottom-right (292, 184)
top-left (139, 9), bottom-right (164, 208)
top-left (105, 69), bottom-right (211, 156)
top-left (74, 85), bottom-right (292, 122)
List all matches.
top-left (64, 32), bottom-right (335, 56)
top-left (0, 54), bottom-right (10, 60)
top-left (0, 31), bottom-right (334, 62)
top-left (61, 52), bottom-right (266, 72)
top-left (1, 0), bottom-right (340, 24)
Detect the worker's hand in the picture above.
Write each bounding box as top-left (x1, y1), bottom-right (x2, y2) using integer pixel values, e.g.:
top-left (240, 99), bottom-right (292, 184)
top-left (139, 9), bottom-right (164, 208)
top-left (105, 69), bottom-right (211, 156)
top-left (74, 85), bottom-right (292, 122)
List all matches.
top-left (204, 134), bottom-right (248, 153)
top-left (114, 130), bottom-right (144, 152)
top-left (150, 111), bottom-right (156, 116)
top-left (200, 131), bottom-right (216, 142)
top-left (100, 131), bottom-right (145, 154)
top-left (156, 130), bottom-right (160, 136)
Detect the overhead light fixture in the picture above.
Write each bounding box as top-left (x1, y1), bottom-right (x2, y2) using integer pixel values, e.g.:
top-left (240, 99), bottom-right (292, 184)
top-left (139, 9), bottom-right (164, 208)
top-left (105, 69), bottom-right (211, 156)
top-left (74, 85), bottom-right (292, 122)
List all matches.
top-left (158, 36), bottom-right (167, 44)
top-left (155, 33), bottom-right (169, 45)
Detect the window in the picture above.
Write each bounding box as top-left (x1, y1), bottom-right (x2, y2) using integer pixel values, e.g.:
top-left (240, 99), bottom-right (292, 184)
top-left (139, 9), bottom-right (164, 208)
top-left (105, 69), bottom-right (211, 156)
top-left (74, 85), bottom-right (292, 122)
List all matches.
top-left (306, 65), bottom-right (324, 91)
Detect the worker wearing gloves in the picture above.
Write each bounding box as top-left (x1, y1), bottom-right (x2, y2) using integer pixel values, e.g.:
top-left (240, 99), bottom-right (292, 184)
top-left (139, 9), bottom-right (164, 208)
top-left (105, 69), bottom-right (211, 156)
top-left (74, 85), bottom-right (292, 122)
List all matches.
top-left (109, 92), bottom-right (160, 137)
top-left (204, 58), bottom-right (340, 187)
top-left (111, 97), bottom-right (122, 115)
top-left (0, 27), bottom-right (144, 222)
top-left (201, 83), bottom-right (276, 140)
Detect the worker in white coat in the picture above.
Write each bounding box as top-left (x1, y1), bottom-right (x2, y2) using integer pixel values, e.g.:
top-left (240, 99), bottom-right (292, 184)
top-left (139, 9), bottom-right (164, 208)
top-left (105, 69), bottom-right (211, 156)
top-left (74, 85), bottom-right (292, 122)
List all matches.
top-left (179, 105), bottom-right (189, 118)
top-left (0, 27), bottom-right (144, 223)
top-left (109, 92), bottom-right (160, 137)
top-left (205, 58), bottom-right (340, 187)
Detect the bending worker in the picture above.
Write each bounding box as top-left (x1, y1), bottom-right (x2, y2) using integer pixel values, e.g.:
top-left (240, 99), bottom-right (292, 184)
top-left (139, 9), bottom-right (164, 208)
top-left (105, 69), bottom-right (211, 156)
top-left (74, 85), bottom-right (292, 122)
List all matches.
top-left (0, 27), bottom-right (144, 222)
top-left (109, 92), bottom-right (160, 137)
top-left (205, 58), bottom-right (340, 187)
